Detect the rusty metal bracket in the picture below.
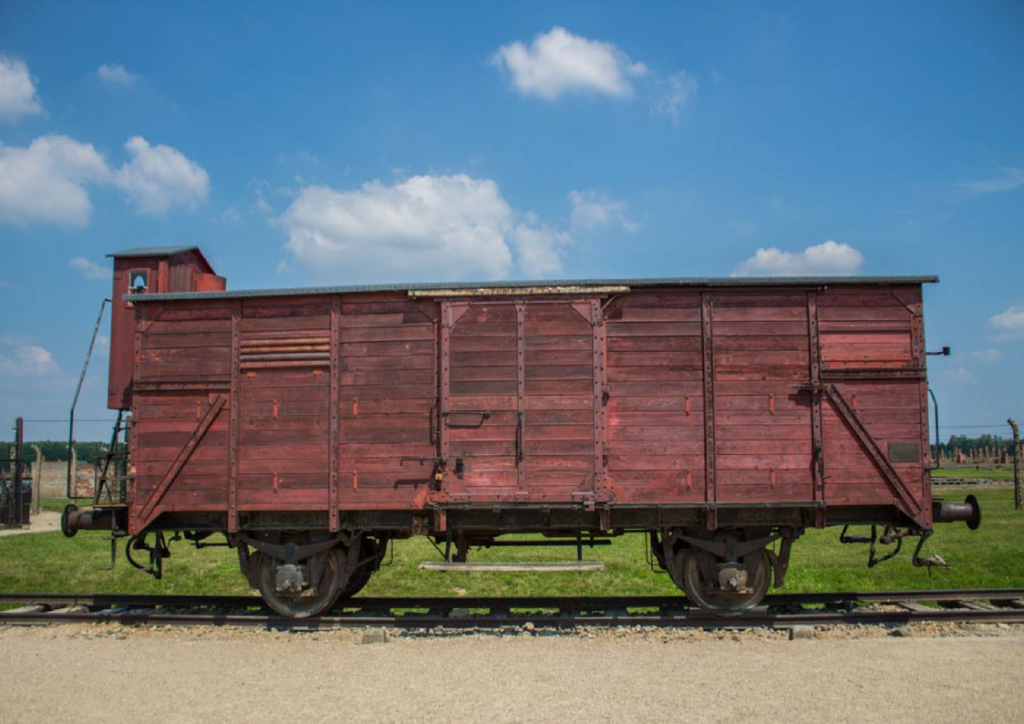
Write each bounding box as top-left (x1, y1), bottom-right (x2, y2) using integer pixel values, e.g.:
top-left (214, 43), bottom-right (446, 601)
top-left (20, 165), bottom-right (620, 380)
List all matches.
top-left (227, 299), bottom-right (241, 533)
top-left (673, 532), bottom-right (781, 560)
top-left (444, 410), bottom-right (491, 428)
top-left (889, 290), bottom-right (922, 317)
top-left (329, 296), bottom-right (342, 532)
top-left (238, 534), bottom-right (342, 563)
top-left (515, 301), bottom-right (526, 489)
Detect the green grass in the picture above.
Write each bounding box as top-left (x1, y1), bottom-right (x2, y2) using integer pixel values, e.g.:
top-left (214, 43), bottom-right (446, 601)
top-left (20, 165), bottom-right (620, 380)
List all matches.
top-left (1, 487), bottom-right (1021, 598)
top-left (931, 467), bottom-right (1017, 481)
top-left (37, 497), bottom-right (76, 513)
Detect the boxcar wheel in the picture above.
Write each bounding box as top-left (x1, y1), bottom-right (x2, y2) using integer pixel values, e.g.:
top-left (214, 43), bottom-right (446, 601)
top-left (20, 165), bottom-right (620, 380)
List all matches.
top-left (682, 548), bottom-right (771, 612)
top-left (337, 537), bottom-right (385, 599)
top-left (339, 565), bottom-right (372, 598)
top-left (256, 549), bottom-right (346, 618)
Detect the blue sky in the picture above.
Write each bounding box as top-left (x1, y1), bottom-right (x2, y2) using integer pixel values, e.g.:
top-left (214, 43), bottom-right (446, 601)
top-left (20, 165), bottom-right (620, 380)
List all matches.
top-left (1, 0), bottom-right (1023, 443)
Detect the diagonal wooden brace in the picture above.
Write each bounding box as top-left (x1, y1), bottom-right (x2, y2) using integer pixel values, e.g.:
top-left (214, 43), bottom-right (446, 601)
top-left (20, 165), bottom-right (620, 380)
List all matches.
top-left (821, 384), bottom-right (925, 525)
top-left (136, 394), bottom-right (227, 531)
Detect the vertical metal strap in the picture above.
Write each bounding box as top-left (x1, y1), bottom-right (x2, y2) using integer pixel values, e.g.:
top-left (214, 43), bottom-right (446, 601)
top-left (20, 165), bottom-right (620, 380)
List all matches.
top-left (439, 304), bottom-right (452, 465)
top-left (227, 299), bottom-right (241, 532)
top-left (700, 292), bottom-right (717, 530)
top-left (909, 303), bottom-right (924, 369)
top-left (130, 317), bottom-right (143, 528)
top-left (329, 296), bottom-right (341, 532)
top-left (590, 299), bottom-right (606, 487)
top-left (515, 301), bottom-right (527, 492)
top-left (807, 290), bottom-right (825, 525)
top-left (911, 290), bottom-right (932, 513)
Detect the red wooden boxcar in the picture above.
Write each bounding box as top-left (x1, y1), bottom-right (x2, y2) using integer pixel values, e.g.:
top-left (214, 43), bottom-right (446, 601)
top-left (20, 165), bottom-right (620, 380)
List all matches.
top-left (64, 246), bottom-right (979, 615)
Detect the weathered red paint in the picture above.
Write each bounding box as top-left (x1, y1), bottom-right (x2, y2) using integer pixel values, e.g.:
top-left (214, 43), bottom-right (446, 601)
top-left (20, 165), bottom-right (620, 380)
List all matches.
top-left (117, 253), bottom-right (935, 535)
top-left (108, 248), bottom-right (224, 410)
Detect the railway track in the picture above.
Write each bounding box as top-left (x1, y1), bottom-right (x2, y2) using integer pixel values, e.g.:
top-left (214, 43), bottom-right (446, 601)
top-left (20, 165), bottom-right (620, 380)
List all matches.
top-left (1, 589), bottom-right (1023, 630)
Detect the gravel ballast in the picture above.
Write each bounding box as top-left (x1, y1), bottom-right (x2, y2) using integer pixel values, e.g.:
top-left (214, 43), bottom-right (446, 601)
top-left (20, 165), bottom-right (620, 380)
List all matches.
top-left (1, 623), bottom-right (1022, 723)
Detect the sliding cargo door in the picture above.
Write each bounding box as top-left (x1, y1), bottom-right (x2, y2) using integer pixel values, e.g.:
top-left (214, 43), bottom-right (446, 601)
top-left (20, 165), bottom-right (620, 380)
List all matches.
top-left (522, 301), bottom-right (600, 500)
top-left (440, 299), bottom-right (601, 503)
top-left (442, 302), bottom-right (519, 500)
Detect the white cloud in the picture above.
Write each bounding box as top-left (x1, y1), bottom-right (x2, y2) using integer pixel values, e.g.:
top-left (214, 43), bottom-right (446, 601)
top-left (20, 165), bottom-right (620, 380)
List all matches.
top-left (0, 134), bottom-right (209, 227)
top-left (278, 174), bottom-right (570, 281)
top-left (728, 220), bottom-right (757, 236)
top-left (511, 222), bottom-right (571, 277)
top-left (69, 257), bottom-right (113, 280)
top-left (732, 240), bottom-right (864, 277)
top-left (278, 150), bottom-right (320, 167)
top-left (569, 190), bottom-right (640, 232)
top-left (936, 366), bottom-right (978, 385)
top-left (491, 27), bottom-right (647, 100)
top-left (97, 63), bottom-right (139, 88)
top-left (113, 136), bottom-right (209, 215)
top-left (0, 340), bottom-right (59, 377)
top-left (252, 188), bottom-right (273, 215)
top-left (0, 135), bottom-right (109, 227)
top-left (960, 167), bottom-right (1024, 197)
top-left (0, 55), bottom-right (42, 122)
top-left (969, 348), bottom-right (1003, 363)
top-left (650, 70), bottom-right (697, 123)
top-left (988, 305), bottom-right (1024, 340)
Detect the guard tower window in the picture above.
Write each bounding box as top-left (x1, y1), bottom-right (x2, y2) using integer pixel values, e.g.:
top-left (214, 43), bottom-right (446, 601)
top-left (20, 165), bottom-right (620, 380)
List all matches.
top-left (128, 270), bottom-right (149, 294)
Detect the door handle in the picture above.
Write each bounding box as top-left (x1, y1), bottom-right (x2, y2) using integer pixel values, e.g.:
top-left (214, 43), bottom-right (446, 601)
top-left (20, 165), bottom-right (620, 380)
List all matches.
top-left (515, 411), bottom-right (524, 463)
top-left (444, 410), bottom-right (491, 428)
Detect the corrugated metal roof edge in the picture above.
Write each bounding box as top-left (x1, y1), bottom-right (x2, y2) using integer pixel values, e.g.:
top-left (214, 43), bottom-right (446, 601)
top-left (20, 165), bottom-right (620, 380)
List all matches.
top-left (125, 275), bottom-right (939, 303)
top-left (106, 245), bottom-right (200, 258)
top-left (106, 245), bottom-right (216, 276)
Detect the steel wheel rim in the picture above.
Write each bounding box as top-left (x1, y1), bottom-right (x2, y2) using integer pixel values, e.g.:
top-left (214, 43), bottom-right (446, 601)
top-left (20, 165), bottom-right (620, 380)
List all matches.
top-left (256, 549), bottom-right (345, 618)
top-left (681, 549), bottom-right (771, 612)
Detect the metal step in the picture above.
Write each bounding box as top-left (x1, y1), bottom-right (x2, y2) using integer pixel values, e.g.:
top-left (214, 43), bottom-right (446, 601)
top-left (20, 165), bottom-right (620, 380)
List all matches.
top-left (419, 561), bottom-right (605, 572)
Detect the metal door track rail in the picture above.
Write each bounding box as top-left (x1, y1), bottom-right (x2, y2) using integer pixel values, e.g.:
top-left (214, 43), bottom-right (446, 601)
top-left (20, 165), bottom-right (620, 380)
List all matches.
top-left (419, 562), bottom-right (605, 572)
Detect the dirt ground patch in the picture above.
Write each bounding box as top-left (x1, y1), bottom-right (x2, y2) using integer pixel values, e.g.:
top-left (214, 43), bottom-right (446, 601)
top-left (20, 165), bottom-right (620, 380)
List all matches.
top-left (0, 512), bottom-right (61, 538)
top-left (1, 624), bottom-right (1022, 724)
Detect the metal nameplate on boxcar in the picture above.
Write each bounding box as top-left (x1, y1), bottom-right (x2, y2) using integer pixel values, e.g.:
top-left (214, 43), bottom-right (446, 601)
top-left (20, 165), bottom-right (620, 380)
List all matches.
top-left (888, 442), bottom-right (921, 464)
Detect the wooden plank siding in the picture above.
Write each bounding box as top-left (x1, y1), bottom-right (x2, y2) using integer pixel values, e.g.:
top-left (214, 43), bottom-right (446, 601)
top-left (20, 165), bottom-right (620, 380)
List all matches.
top-left (604, 293), bottom-right (705, 503)
top-left (710, 292), bottom-right (815, 504)
top-left (127, 281), bottom-right (932, 533)
top-left (818, 287), bottom-right (928, 514)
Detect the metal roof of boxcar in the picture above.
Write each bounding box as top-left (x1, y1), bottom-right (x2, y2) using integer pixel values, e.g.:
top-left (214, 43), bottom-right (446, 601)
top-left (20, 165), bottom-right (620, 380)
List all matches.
top-left (126, 274), bottom-right (938, 302)
top-left (107, 245), bottom-right (200, 258)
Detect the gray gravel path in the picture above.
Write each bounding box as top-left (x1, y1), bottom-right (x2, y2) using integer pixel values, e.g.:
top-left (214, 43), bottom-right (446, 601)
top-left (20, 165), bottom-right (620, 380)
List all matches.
top-left (1, 625), bottom-right (1022, 724)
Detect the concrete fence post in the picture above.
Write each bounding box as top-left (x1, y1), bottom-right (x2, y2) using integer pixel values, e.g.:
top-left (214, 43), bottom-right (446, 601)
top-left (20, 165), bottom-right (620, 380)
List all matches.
top-left (1009, 419), bottom-right (1021, 511)
top-left (31, 445), bottom-right (43, 514)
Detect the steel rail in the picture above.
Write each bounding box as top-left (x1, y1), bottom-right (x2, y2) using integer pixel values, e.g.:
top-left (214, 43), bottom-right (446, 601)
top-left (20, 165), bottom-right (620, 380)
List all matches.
top-left (1, 589), bottom-right (1023, 630)
top-left (1, 588), bottom-right (1024, 611)
top-left (0, 606), bottom-right (1023, 630)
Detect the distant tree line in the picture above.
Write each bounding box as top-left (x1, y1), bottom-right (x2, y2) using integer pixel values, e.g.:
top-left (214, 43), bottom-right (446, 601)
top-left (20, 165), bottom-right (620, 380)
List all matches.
top-left (0, 440), bottom-right (108, 462)
top-left (938, 434), bottom-right (1016, 458)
